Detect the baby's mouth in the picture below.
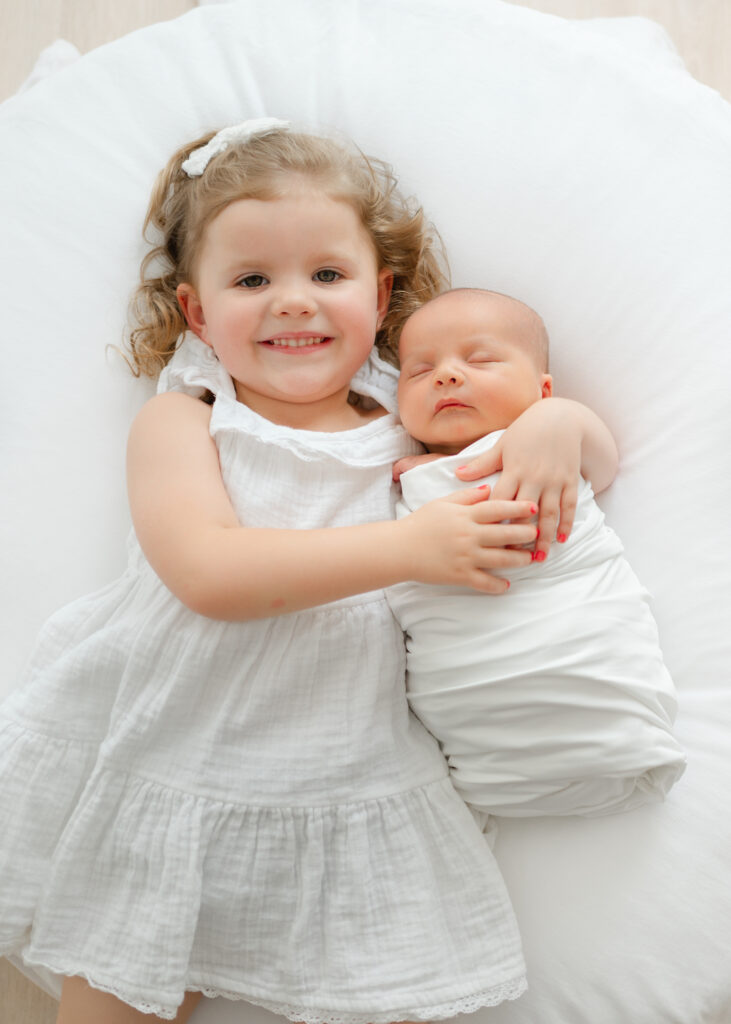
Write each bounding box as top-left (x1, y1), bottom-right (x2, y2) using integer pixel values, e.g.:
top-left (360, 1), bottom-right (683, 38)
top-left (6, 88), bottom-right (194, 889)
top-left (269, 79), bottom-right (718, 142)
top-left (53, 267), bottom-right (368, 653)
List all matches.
top-left (434, 398), bottom-right (470, 413)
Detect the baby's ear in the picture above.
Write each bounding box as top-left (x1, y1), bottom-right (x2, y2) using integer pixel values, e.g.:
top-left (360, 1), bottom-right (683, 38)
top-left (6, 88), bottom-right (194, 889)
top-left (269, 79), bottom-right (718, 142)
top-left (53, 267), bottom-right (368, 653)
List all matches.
top-left (176, 283), bottom-right (209, 344)
top-left (541, 374), bottom-right (553, 398)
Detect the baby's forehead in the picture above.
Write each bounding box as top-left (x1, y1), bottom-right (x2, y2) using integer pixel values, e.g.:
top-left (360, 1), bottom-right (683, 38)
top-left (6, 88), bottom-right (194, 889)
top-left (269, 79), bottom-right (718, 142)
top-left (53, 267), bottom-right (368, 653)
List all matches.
top-left (400, 293), bottom-right (521, 347)
top-left (423, 290), bottom-right (529, 325)
top-left (399, 290), bottom-right (547, 367)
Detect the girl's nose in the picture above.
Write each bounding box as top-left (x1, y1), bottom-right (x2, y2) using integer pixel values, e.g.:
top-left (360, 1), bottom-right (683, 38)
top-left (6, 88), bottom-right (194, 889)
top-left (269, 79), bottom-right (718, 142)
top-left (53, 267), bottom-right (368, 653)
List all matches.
top-left (434, 363), bottom-right (465, 386)
top-left (271, 281), bottom-right (317, 318)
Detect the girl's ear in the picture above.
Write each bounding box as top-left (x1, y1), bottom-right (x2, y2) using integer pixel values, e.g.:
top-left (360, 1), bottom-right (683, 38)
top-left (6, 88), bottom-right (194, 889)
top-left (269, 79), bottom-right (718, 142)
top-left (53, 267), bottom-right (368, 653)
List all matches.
top-left (376, 270), bottom-right (394, 328)
top-left (176, 283), bottom-right (209, 344)
top-left (541, 374), bottom-right (554, 399)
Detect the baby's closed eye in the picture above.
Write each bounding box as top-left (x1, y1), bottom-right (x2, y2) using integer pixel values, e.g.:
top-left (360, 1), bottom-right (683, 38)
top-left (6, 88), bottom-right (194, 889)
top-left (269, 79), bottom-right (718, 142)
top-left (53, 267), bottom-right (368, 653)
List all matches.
top-left (404, 363), bottom-right (433, 378)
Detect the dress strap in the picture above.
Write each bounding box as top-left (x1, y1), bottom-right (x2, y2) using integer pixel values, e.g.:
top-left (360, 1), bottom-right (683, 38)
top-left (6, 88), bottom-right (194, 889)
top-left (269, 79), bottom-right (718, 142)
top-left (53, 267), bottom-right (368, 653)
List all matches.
top-left (156, 335), bottom-right (237, 400)
top-left (350, 349), bottom-right (399, 415)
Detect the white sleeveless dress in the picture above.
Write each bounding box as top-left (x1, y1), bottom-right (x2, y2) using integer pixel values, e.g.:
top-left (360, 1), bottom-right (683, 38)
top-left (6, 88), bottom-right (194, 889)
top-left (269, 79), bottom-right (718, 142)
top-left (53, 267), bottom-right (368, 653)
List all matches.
top-left (0, 338), bottom-right (526, 1022)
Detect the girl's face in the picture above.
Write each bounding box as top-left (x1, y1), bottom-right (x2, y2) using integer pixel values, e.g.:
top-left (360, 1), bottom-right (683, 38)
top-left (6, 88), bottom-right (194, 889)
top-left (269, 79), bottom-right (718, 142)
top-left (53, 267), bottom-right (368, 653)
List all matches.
top-left (177, 188), bottom-right (392, 427)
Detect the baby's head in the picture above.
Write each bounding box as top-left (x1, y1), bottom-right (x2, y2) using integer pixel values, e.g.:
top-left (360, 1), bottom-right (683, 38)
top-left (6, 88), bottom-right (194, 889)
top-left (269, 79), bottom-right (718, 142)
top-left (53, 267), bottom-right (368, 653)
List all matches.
top-left (397, 289), bottom-right (553, 454)
top-left (128, 122), bottom-right (447, 376)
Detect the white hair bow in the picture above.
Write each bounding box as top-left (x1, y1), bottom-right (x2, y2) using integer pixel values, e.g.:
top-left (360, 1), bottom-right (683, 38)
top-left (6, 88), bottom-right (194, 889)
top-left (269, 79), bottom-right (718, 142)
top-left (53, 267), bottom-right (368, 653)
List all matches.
top-left (181, 117), bottom-right (292, 177)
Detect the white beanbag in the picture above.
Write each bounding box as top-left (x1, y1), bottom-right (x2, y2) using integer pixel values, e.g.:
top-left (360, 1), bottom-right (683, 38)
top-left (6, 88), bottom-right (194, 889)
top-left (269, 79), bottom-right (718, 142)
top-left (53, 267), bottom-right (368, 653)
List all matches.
top-left (2, 1), bottom-right (730, 1022)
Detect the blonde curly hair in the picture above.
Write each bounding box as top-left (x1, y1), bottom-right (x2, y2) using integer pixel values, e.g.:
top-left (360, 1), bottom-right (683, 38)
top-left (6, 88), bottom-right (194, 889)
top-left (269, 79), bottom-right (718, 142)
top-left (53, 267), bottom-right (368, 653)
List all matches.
top-left (127, 126), bottom-right (449, 377)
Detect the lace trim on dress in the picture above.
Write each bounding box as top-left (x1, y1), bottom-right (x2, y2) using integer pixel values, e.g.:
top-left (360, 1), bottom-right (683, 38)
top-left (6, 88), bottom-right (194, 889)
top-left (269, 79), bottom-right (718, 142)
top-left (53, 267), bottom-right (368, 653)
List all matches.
top-left (197, 975), bottom-right (528, 1024)
top-left (24, 953), bottom-right (526, 1021)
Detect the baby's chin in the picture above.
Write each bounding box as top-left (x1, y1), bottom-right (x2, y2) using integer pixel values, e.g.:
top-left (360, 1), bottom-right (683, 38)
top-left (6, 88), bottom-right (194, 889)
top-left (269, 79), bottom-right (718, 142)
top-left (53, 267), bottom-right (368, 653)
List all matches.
top-left (402, 412), bottom-right (506, 456)
top-left (421, 432), bottom-right (488, 457)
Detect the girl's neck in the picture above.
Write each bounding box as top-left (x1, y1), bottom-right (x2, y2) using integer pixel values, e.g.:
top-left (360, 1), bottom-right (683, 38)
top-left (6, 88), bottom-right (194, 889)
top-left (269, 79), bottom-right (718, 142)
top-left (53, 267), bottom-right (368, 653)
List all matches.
top-left (232, 382), bottom-right (387, 432)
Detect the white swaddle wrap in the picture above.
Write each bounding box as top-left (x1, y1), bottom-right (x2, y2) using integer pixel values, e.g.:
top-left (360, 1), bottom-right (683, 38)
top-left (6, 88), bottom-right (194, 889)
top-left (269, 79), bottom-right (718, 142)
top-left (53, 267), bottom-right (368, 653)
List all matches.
top-left (387, 432), bottom-right (686, 818)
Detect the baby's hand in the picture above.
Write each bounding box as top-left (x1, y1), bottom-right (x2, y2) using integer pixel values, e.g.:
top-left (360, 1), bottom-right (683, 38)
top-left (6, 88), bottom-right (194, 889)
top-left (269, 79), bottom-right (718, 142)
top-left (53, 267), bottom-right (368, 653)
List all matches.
top-left (455, 401), bottom-right (583, 562)
top-left (400, 486), bottom-right (537, 593)
top-left (392, 452), bottom-right (443, 482)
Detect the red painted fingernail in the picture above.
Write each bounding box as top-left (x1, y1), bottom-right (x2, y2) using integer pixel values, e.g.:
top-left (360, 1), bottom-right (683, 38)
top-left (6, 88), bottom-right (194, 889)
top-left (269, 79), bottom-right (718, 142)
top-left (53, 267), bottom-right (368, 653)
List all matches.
top-left (534, 550), bottom-right (546, 562)
top-left (530, 504), bottom-right (538, 514)
top-left (535, 528), bottom-right (540, 539)
top-left (478, 484), bottom-right (488, 490)
top-left (557, 533), bottom-right (567, 543)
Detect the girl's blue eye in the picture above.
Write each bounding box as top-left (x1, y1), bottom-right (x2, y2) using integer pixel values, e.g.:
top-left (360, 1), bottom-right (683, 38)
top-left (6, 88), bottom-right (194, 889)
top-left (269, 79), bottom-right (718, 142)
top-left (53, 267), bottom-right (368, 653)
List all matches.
top-left (238, 274), bottom-right (267, 288)
top-left (314, 269), bottom-right (341, 283)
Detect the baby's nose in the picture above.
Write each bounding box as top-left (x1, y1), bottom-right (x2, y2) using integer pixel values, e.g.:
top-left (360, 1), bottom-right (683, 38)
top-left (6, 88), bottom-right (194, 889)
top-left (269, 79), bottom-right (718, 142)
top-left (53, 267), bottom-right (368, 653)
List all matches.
top-left (434, 363), bottom-right (464, 386)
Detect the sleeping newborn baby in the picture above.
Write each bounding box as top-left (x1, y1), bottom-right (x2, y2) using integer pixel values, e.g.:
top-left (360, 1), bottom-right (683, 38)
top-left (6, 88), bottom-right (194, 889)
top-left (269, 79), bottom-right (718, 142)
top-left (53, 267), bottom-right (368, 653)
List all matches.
top-left (388, 288), bottom-right (686, 819)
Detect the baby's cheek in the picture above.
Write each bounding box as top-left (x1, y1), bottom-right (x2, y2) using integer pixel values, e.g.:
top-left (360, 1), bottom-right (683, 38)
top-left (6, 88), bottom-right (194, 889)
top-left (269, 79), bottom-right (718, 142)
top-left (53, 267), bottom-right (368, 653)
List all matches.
top-left (396, 389), bottom-right (420, 433)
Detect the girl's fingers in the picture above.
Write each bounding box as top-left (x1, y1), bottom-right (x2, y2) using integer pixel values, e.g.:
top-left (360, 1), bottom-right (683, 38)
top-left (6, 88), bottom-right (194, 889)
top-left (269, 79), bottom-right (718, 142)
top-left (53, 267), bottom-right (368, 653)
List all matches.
top-left (451, 484), bottom-right (492, 504)
top-left (486, 470), bottom-right (519, 502)
top-left (555, 485), bottom-right (578, 545)
top-left (476, 524), bottom-right (538, 549)
top-left (477, 547), bottom-right (534, 569)
top-left (466, 571), bottom-right (512, 595)
top-left (518, 484), bottom-right (559, 560)
top-left (472, 498), bottom-right (537, 523)
top-left (454, 446), bottom-right (503, 482)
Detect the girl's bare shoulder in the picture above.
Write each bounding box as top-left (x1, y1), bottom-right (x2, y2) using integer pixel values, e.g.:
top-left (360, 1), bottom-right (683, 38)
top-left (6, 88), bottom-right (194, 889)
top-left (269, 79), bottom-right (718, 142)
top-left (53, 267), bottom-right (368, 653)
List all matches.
top-left (129, 391), bottom-right (213, 438)
top-left (127, 391), bottom-right (219, 494)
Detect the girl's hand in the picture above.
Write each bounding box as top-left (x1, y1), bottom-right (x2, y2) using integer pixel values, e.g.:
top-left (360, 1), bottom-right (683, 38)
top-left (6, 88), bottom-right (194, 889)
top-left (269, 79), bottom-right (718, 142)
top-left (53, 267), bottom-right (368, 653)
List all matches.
top-left (401, 486), bottom-right (537, 594)
top-left (454, 399), bottom-right (618, 562)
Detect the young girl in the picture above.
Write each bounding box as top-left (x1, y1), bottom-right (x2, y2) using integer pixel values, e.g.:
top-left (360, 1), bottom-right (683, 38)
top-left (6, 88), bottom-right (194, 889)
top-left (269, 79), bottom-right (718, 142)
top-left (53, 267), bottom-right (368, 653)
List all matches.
top-left (0, 119), bottom-right (615, 1023)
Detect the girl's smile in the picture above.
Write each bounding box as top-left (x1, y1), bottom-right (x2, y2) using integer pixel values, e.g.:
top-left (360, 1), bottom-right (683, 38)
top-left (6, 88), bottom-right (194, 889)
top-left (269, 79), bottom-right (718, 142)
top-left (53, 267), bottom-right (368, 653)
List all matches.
top-left (176, 190), bottom-right (392, 429)
top-left (259, 334), bottom-right (331, 349)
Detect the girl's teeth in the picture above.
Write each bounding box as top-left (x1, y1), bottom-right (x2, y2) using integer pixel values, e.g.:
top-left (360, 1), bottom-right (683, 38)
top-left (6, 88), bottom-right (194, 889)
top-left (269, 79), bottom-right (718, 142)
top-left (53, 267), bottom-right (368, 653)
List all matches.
top-left (268, 337), bottom-right (325, 347)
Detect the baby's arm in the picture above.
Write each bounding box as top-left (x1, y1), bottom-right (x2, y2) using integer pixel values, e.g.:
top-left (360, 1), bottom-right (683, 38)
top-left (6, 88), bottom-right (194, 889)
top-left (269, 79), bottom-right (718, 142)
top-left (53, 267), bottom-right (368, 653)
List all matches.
top-left (127, 393), bottom-right (538, 620)
top-left (392, 452), bottom-right (443, 482)
top-left (455, 398), bottom-right (618, 561)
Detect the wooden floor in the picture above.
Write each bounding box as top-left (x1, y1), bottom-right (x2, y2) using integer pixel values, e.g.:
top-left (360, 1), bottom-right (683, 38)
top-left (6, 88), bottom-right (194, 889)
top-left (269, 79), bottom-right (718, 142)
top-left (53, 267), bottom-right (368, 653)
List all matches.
top-left (1, 0), bottom-right (729, 103)
top-left (0, 0), bottom-right (728, 1021)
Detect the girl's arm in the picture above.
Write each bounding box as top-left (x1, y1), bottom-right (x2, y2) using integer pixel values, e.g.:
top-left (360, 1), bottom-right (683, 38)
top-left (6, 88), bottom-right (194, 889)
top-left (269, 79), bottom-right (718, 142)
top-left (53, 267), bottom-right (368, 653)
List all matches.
top-left (455, 398), bottom-right (619, 562)
top-left (127, 393), bottom-right (539, 621)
